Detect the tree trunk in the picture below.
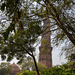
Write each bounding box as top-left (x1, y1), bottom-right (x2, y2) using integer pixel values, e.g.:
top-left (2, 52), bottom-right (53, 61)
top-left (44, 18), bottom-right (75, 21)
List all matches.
top-left (32, 54), bottom-right (40, 75)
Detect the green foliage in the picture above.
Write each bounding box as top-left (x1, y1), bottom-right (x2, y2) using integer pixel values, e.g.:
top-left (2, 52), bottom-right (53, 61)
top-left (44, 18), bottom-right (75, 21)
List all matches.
top-left (0, 0), bottom-right (75, 74)
top-left (0, 0), bottom-right (75, 55)
top-left (0, 13), bottom-right (41, 74)
top-left (68, 53), bottom-right (75, 61)
top-left (0, 1), bottom-right (42, 74)
top-left (2, 23), bottom-right (15, 40)
top-left (17, 70), bottom-right (36, 75)
top-left (37, 0), bottom-right (75, 45)
top-left (41, 38), bottom-right (50, 53)
top-left (0, 28), bottom-right (37, 62)
top-left (41, 39), bottom-right (48, 45)
top-left (20, 58), bottom-right (47, 72)
top-left (0, 62), bottom-right (11, 75)
top-left (0, 2), bottom-right (42, 61)
top-left (1, 0), bottom-right (21, 15)
top-left (0, 0), bottom-right (42, 40)
top-left (18, 62), bottom-right (75, 75)
top-left (37, 62), bottom-right (47, 72)
top-left (20, 57), bottom-right (34, 71)
top-left (1, 3), bottom-right (6, 11)
top-left (41, 62), bottom-right (75, 75)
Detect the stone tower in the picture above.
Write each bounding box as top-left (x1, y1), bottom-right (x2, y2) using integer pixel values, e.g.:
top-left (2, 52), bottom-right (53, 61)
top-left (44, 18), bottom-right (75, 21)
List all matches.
top-left (39, 18), bottom-right (52, 68)
top-left (11, 63), bottom-right (21, 75)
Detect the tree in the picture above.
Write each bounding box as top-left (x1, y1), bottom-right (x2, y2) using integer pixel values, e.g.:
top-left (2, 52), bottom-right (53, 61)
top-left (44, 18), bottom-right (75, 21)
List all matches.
top-left (60, 41), bottom-right (75, 60)
top-left (20, 57), bottom-right (47, 72)
top-left (35, 0), bottom-right (75, 59)
top-left (0, 26), bottom-right (41, 75)
top-left (0, 1), bottom-right (75, 74)
top-left (0, 62), bottom-right (11, 75)
top-left (0, 0), bottom-right (42, 39)
top-left (68, 53), bottom-right (75, 62)
top-left (1, 0), bottom-right (75, 45)
top-left (0, 0), bottom-right (74, 54)
top-left (36, 0), bottom-right (75, 45)
top-left (0, 0), bottom-right (42, 75)
top-left (20, 56), bottom-right (35, 71)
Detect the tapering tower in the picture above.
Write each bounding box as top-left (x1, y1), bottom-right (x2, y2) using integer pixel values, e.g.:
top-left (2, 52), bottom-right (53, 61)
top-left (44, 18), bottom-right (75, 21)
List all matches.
top-left (39, 18), bottom-right (52, 68)
top-left (11, 63), bottom-right (21, 75)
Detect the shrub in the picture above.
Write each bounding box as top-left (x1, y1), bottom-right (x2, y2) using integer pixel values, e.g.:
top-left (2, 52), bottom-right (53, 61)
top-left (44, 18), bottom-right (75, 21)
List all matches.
top-left (17, 62), bottom-right (75, 75)
top-left (17, 70), bottom-right (36, 75)
top-left (41, 62), bottom-right (75, 75)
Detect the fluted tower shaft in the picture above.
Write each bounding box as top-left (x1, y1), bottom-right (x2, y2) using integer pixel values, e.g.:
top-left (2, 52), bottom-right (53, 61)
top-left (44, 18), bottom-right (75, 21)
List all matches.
top-left (39, 18), bottom-right (52, 68)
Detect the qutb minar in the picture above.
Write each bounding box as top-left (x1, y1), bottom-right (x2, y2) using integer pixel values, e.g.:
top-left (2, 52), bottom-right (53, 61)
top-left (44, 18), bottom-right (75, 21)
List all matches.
top-left (39, 18), bottom-right (52, 68)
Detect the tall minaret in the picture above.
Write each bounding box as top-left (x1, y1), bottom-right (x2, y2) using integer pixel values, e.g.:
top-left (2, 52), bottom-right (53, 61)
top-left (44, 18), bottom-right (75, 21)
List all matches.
top-left (39, 18), bottom-right (52, 68)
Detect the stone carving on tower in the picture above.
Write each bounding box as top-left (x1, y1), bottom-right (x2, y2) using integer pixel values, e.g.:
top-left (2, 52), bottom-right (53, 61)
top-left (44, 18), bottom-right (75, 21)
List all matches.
top-left (39, 18), bottom-right (52, 68)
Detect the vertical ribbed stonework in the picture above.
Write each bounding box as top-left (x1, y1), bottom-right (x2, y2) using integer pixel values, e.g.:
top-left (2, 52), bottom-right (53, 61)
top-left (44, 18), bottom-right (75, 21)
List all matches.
top-left (39, 18), bottom-right (52, 68)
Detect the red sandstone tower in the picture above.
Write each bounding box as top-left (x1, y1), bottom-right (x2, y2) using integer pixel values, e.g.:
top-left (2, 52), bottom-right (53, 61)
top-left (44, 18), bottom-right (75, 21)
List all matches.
top-left (11, 63), bottom-right (21, 75)
top-left (39, 18), bottom-right (52, 68)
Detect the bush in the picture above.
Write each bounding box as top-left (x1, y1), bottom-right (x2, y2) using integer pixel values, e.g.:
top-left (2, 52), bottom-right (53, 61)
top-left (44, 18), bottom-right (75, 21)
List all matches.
top-left (17, 62), bottom-right (75, 75)
top-left (17, 70), bottom-right (36, 75)
top-left (41, 62), bottom-right (75, 75)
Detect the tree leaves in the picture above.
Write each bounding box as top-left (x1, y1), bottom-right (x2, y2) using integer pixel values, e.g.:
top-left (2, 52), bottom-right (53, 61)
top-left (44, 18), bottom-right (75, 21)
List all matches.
top-left (2, 23), bottom-right (15, 40)
top-left (1, 3), bottom-right (6, 11)
top-left (1, 55), bottom-right (6, 60)
top-left (0, 62), bottom-right (11, 75)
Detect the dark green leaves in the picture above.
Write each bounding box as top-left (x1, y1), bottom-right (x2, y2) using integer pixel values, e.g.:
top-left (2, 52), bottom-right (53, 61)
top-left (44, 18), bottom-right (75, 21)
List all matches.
top-left (18, 11), bottom-right (21, 19)
top-left (1, 3), bottom-right (6, 11)
top-left (1, 55), bottom-right (6, 60)
top-left (2, 23), bottom-right (15, 40)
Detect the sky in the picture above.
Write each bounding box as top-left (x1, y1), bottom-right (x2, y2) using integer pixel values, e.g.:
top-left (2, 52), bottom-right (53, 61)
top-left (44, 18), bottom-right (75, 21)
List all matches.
top-left (52, 46), bottom-right (68, 66)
